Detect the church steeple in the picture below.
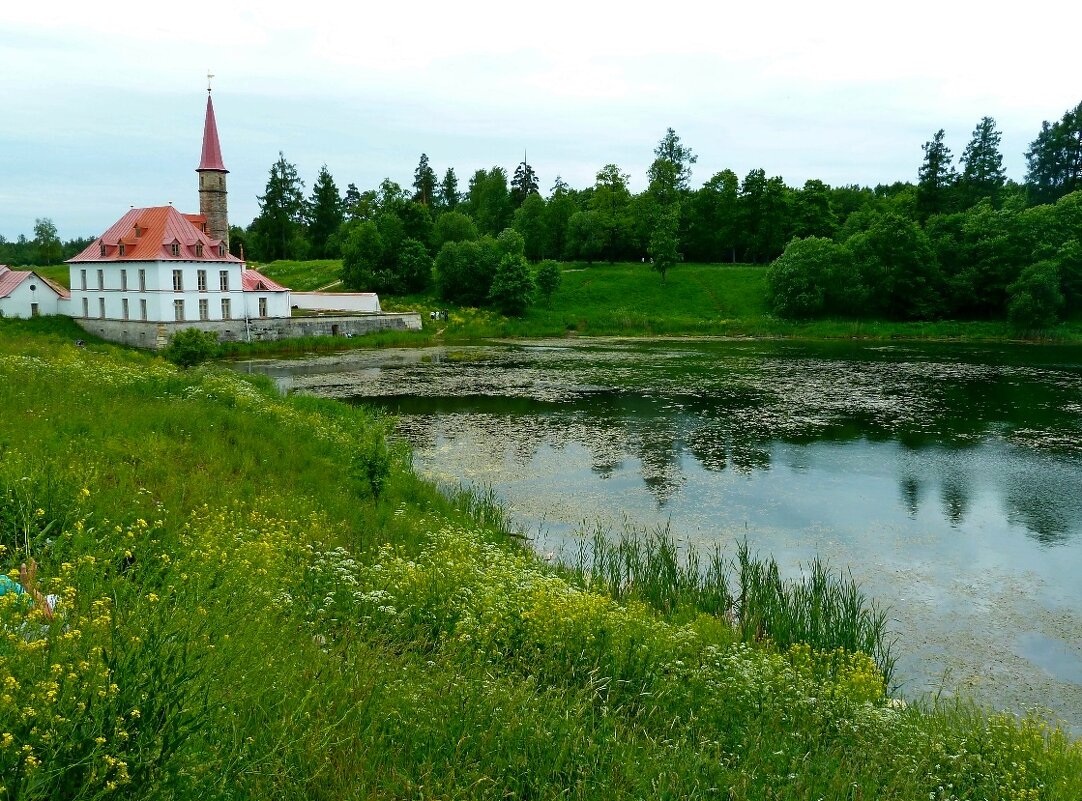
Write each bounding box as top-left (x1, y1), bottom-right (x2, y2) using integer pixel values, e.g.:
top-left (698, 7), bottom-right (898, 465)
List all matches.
top-left (197, 74), bottom-right (230, 248)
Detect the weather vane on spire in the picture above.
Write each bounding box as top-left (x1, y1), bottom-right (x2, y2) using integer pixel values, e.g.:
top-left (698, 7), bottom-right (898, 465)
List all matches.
top-left (207, 70), bottom-right (215, 93)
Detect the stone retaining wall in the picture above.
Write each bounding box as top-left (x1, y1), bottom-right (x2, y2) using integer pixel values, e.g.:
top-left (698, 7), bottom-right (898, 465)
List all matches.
top-left (74, 312), bottom-right (422, 350)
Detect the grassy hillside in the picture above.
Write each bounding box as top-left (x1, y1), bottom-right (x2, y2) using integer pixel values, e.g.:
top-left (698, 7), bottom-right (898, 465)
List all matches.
top-left (258, 258), bottom-right (1082, 343)
top-left (1, 316), bottom-right (1079, 799)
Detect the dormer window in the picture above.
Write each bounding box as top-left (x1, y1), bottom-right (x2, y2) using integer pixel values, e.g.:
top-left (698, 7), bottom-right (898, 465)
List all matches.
top-left (134, 226), bottom-right (143, 238)
top-left (217, 244), bottom-right (225, 257)
top-left (196, 243), bottom-right (204, 258)
top-left (171, 243), bottom-right (180, 257)
top-left (201, 223), bottom-right (207, 233)
top-left (99, 242), bottom-right (106, 257)
top-left (118, 243), bottom-right (126, 257)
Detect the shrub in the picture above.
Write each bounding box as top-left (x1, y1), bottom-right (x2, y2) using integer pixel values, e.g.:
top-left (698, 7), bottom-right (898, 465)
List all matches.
top-left (489, 254), bottom-right (534, 316)
top-left (162, 328), bottom-right (220, 368)
top-left (1007, 260), bottom-right (1064, 331)
top-left (768, 237), bottom-right (861, 319)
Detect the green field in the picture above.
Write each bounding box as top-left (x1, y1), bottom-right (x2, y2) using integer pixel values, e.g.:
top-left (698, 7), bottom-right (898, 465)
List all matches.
top-left (258, 258), bottom-right (1082, 343)
top-left (1, 315), bottom-right (1079, 799)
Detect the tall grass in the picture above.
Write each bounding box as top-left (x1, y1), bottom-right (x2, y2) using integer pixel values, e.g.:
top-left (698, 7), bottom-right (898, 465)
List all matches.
top-left (217, 327), bottom-right (432, 359)
top-left (1, 317), bottom-right (1079, 800)
top-left (568, 523), bottom-right (896, 686)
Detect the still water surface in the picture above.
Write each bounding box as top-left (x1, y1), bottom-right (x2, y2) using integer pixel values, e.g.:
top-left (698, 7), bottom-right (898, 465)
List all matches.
top-left (240, 338), bottom-right (1082, 731)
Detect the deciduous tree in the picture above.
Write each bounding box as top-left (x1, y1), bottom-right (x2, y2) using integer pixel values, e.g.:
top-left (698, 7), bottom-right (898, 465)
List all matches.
top-left (648, 205), bottom-right (682, 283)
top-left (1007, 260), bottom-right (1063, 329)
top-left (434, 211), bottom-right (479, 247)
top-left (534, 260), bottom-right (561, 306)
top-left (1025, 102), bottom-right (1082, 205)
top-left (590, 164), bottom-right (632, 263)
top-left (489, 253), bottom-right (534, 316)
top-left (466, 168), bottom-right (512, 235)
top-left (32, 218), bottom-right (62, 266)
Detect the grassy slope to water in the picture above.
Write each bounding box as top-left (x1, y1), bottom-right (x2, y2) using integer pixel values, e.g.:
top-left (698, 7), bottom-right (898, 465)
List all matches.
top-left (255, 258), bottom-right (1082, 344)
top-left (1, 317), bottom-right (1080, 800)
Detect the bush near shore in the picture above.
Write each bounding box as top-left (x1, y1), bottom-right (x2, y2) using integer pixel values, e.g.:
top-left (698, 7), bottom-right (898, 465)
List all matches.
top-left (1, 316), bottom-right (1080, 800)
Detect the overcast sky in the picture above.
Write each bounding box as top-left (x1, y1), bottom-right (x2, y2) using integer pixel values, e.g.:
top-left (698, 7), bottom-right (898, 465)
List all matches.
top-left (2, 0), bottom-right (1080, 240)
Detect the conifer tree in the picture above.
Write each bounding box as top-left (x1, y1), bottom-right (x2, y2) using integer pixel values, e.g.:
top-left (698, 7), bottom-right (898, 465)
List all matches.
top-left (412, 153), bottom-right (439, 208)
top-left (510, 159), bottom-right (540, 206)
top-left (958, 117), bottom-right (1006, 208)
top-left (917, 129), bottom-right (957, 218)
top-left (252, 152), bottom-right (306, 261)
top-left (440, 168), bottom-right (460, 210)
top-left (306, 165), bottom-right (344, 258)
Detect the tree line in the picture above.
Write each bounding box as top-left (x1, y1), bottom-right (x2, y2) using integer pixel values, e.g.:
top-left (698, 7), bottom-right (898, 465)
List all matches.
top-left (0, 219), bottom-right (92, 268)
top-left (768, 105), bottom-right (1082, 329)
top-left (7, 100), bottom-right (1079, 325)
top-left (233, 100), bottom-right (1081, 320)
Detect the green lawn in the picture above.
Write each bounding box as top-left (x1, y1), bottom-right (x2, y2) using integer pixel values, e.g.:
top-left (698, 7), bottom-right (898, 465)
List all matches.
top-left (255, 259), bottom-right (345, 291)
top-left (28, 264), bottom-right (71, 288)
top-left (29, 258), bottom-right (1082, 344)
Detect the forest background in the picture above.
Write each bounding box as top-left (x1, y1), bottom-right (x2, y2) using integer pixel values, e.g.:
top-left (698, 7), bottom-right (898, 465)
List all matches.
top-left (4, 102), bottom-right (1081, 330)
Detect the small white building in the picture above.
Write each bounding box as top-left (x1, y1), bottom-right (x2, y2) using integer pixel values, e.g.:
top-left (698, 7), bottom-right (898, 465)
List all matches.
top-left (0, 265), bottom-right (69, 319)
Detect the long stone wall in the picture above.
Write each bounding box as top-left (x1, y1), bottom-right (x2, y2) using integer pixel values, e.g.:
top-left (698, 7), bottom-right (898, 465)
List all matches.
top-left (74, 312), bottom-right (422, 350)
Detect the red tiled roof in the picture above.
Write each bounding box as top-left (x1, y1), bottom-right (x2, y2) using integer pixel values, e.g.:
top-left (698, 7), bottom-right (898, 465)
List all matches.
top-left (0, 265), bottom-right (69, 299)
top-left (67, 206), bottom-right (241, 264)
top-left (242, 268), bottom-right (289, 292)
top-left (197, 94), bottom-right (227, 172)
top-left (0, 265), bottom-right (29, 298)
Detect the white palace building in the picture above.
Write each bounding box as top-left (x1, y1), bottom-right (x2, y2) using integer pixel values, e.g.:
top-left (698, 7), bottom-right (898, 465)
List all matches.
top-left (1, 86), bottom-right (417, 348)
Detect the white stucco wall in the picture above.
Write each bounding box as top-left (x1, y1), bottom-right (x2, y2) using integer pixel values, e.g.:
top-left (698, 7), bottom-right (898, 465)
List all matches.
top-left (243, 289), bottom-right (291, 320)
top-left (0, 273), bottom-right (64, 318)
top-left (66, 261), bottom-right (289, 323)
top-left (290, 292), bottom-right (381, 313)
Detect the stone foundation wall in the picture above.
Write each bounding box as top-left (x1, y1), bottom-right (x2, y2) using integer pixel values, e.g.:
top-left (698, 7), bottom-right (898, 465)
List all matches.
top-left (75, 312), bottom-right (421, 350)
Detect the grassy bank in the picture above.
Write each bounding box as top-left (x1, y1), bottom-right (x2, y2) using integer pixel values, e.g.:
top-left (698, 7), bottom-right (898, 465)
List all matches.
top-left (1, 316), bottom-right (1080, 799)
top-left (256, 258), bottom-right (1082, 344)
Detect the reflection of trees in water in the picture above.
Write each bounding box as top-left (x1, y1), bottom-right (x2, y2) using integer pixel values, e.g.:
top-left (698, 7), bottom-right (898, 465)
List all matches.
top-left (899, 475), bottom-right (922, 518)
top-left (940, 477), bottom-right (970, 526)
top-left (685, 424), bottom-right (772, 475)
top-left (631, 416), bottom-right (685, 507)
top-left (373, 369), bottom-right (1082, 546)
top-left (1004, 475), bottom-right (1080, 546)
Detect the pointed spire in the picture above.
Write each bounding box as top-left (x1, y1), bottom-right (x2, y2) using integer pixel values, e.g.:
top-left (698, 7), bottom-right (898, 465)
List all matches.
top-left (197, 92), bottom-right (227, 172)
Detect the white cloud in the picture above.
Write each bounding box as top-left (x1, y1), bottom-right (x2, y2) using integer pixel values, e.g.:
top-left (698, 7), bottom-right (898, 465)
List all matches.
top-left (3, 0), bottom-right (1081, 237)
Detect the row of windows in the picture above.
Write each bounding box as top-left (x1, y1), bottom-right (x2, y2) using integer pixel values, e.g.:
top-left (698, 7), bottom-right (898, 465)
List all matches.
top-left (81, 297), bottom-right (269, 321)
top-left (80, 268), bottom-right (231, 292)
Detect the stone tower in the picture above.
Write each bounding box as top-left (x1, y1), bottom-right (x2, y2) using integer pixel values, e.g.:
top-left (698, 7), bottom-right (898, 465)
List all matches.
top-left (197, 89), bottom-right (229, 249)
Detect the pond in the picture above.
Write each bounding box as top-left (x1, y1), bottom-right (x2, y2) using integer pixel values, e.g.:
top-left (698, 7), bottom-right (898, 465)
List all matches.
top-left (237, 337), bottom-right (1082, 732)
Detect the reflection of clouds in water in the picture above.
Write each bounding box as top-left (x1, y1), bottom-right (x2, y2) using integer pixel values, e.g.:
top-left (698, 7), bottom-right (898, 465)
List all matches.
top-left (363, 341), bottom-right (1082, 545)
top-left (247, 340), bottom-right (1082, 731)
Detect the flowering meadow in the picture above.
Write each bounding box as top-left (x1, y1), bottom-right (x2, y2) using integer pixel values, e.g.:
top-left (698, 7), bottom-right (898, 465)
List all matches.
top-left (0, 317), bottom-right (1079, 799)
